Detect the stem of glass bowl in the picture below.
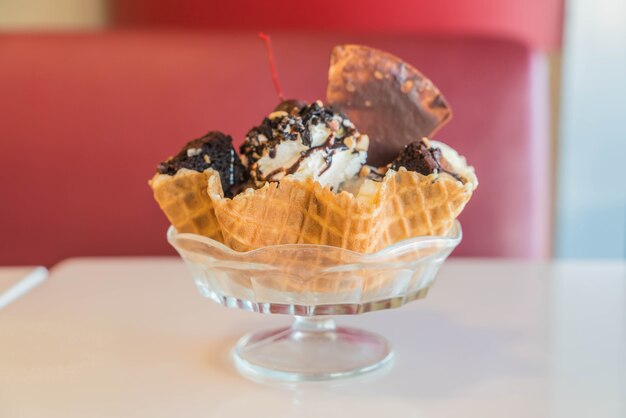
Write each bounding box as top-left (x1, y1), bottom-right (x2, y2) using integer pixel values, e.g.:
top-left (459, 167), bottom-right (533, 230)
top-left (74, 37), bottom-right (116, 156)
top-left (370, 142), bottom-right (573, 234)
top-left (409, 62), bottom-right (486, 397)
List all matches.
top-left (292, 316), bottom-right (336, 333)
top-left (233, 316), bottom-right (393, 381)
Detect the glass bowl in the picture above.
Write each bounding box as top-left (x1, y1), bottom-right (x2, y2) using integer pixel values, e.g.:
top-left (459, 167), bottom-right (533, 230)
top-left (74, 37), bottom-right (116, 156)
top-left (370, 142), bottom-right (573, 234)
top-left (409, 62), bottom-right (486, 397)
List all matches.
top-left (168, 221), bottom-right (461, 381)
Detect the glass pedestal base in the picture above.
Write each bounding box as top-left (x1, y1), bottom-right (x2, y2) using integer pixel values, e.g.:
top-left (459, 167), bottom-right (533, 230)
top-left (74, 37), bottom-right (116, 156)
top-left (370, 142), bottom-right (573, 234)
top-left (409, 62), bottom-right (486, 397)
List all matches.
top-left (169, 222), bottom-right (462, 381)
top-left (232, 317), bottom-right (393, 381)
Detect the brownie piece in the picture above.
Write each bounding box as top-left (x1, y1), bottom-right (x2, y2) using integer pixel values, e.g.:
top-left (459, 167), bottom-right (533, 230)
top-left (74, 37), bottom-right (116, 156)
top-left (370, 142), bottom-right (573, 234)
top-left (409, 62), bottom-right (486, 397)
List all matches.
top-left (390, 139), bottom-right (461, 181)
top-left (157, 131), bottom-right (248, 197)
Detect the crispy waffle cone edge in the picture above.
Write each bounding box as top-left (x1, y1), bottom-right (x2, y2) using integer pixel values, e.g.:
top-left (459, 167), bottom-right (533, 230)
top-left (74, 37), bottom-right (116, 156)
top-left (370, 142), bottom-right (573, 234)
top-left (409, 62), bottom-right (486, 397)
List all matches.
top-left (149, 168), bottom-right (223, 241)
top-left (206, 168), bottom-right (475, 253)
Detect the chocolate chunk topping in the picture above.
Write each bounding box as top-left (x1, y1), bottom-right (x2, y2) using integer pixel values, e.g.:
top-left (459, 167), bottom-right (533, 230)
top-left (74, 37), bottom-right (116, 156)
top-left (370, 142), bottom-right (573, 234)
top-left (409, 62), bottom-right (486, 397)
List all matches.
top-left (241, 109), bottom-right (306, 161)
top-left (157, 131), bottom-right (248, 197)
top-left (241, 100), bottom-right (359, 183)
top-left (299, 101), bottom-right (345, 146)
top-left (327, 45), bottom-right (452, 166)
top-left (274, 99), bottom-right (307, 115)
top-left (391, 139), bottom-right (461, 181)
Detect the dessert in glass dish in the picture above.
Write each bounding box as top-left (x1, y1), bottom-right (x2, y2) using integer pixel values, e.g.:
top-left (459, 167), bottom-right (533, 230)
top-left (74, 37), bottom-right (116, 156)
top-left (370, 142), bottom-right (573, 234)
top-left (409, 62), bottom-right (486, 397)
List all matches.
top-left (149, 41), bottom-right (477, 381)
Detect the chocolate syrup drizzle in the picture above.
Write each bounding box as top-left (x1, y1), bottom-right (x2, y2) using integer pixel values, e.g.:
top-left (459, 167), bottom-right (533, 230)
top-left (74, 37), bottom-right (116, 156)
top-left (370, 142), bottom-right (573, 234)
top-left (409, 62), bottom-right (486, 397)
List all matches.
top-left (262, 132), bottom-right (350, 181)
top-left (241, 101), bottom-right (359, 183)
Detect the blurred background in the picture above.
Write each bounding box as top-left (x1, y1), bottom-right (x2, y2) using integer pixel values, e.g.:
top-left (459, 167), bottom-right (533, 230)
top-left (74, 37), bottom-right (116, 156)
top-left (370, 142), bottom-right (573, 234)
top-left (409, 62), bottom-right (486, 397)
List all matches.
top-left (0, 0), bottom-right (624, 266)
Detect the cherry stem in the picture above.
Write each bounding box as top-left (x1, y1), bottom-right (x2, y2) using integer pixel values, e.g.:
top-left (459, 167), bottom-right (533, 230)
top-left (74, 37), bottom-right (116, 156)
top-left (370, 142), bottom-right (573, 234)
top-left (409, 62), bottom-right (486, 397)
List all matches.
top-left (258, 32), bottom-right (285, 102)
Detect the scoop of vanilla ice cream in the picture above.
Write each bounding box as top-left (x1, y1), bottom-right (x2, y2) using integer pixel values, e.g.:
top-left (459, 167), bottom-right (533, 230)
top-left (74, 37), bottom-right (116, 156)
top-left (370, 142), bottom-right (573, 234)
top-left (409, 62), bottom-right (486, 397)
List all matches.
top-left (341, 138), bottom-right (477, 204)
top-left (241, 100), bottom-right (368, 191)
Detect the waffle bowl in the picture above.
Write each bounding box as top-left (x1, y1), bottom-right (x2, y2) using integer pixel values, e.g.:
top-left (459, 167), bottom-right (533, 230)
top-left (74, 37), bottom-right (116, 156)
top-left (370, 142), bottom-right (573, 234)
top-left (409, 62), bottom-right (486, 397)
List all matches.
top-left (168, 221), bottom-right (462, 381)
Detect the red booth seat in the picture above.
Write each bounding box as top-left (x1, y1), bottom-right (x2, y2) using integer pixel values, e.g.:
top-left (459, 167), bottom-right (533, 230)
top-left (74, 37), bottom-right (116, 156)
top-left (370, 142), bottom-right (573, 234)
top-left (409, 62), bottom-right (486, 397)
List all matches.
top-left (0, 32), bottom-right (550, 266)
top-left (113, 0), bottom-right (563, 51)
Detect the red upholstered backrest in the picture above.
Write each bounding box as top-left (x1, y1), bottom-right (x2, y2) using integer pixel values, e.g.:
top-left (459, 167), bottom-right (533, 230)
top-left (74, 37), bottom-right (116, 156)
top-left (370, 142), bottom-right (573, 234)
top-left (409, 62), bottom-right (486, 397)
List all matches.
top-left (0, 32), bottom-right (550, 266)
top-left (112, 0), bottom-right (563, 51)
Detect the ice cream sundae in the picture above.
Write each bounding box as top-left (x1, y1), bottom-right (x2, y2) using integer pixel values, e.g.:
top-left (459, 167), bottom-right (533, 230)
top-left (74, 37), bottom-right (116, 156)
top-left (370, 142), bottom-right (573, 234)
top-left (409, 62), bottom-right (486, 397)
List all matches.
top-left (149, 44), bottom-right (477, 253)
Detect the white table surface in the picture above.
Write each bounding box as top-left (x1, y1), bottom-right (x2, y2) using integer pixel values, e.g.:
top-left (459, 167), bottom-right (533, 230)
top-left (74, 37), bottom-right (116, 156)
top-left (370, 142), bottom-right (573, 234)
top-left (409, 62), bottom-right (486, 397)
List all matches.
top-left (0, 258), bottom-right (624, 418)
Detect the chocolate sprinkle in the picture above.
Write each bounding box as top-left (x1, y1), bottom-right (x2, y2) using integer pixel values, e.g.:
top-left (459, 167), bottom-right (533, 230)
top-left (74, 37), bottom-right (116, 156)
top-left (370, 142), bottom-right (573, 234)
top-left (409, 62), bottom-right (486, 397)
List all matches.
top-left (241, 100), bottom-right (359, 183)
